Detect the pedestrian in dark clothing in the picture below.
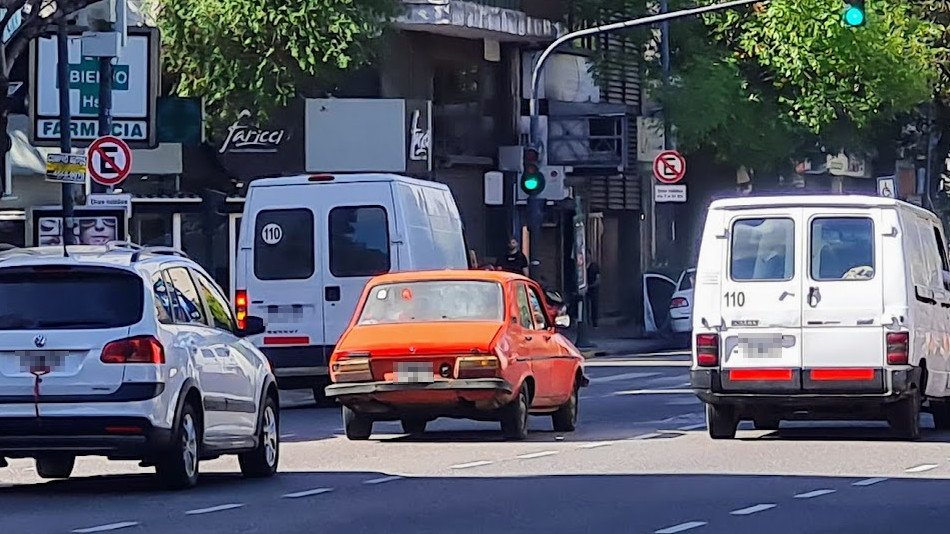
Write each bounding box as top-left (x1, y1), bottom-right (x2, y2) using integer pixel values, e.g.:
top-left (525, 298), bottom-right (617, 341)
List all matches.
top-left (499, 238), bottom-right (529, 276)
top-left (586, 250), bottom-right (600, 327)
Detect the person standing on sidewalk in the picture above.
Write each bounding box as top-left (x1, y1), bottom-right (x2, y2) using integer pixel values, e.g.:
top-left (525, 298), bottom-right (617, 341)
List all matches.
top-left (586, 250), bottom-right (601, 328)
top-left (499, 237), bottom-right (529, 276)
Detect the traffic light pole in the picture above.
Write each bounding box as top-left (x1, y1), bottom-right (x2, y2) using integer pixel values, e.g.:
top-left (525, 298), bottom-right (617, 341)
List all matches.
top-left (526, 0), bottom-right (767, 325)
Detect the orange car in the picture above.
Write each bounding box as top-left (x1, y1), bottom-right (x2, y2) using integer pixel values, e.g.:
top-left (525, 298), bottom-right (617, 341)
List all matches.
top-left (324, 270), bottom-right (588, 441)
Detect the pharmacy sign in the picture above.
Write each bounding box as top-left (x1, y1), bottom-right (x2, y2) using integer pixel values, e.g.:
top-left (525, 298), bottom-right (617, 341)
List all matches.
top-left (29, 28), bottom-right (159, 148)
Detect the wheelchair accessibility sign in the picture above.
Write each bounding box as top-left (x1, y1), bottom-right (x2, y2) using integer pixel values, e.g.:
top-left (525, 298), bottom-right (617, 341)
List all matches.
top-left (877, 177), bottom-right (896, 199)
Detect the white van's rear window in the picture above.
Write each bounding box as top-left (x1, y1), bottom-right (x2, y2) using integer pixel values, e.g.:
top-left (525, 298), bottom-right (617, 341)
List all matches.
top-left (811, 217), bottom-right (874, 281)
top-left (255, 209), bottom-right (315, 280)
top-left (730, 218), bottom-right (795, 281)
top-left (329, 206), bottom-right (390, 278)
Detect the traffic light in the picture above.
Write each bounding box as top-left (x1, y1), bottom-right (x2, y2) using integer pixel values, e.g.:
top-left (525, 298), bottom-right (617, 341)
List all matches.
top-left (843, 0), bottom-right (865, 27)
top-left (520, 146), bottom-right (545, 195)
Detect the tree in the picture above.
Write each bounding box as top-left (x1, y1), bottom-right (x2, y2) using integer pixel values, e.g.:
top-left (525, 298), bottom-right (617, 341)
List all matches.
top-left (149, 0), bottom-right (399, 136)
top-left (0, 0), bottom-right (102, 196)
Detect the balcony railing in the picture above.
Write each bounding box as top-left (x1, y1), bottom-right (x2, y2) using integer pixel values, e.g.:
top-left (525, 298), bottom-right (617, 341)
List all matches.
top-left (469, 0), bottom-right (523, 8)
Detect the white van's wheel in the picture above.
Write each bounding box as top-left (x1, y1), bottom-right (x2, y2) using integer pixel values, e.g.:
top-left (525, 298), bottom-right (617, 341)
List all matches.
top-left (888, 390), bottom-right (921, 441)
top-left (706, 404), bottom-right (738, 439)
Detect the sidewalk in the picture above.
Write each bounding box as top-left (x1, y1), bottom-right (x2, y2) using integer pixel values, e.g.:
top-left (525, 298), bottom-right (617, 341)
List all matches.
top-left (565, 323), bottom-right (687, 358)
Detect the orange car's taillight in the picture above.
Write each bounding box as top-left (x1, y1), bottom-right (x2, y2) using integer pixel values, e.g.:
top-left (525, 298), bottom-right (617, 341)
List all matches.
top-left (456, 355), bottom-right (500, 379)
top-left (331, 356), bottom-right (372, 383)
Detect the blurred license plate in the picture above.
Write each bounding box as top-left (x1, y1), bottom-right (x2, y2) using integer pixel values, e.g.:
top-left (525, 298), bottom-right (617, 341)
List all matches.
top-left (738, 335), bottom-right (783, 359)
top-left (19, 351), bottom-right (66, 373)
top-left (394, 362), bottom-right (434, 384)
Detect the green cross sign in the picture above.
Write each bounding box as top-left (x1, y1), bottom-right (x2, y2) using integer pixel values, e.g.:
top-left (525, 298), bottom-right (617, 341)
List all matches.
top-left (56, 57), bottom-right (130, 115)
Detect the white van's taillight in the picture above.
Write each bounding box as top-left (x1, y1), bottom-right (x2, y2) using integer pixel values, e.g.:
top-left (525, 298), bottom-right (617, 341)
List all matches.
top-left (886, 332), bottom-right (909, 365)
top-left (696, 333), bottom-right (720, 367)
top-left (101, 336), bottom-right (165, 364)
top-left (235, 289), bottom-right (248, 330)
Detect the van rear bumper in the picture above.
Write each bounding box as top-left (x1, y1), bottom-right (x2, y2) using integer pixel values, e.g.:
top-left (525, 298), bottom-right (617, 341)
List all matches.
top-left (691, 367), bottom-right (920, 406)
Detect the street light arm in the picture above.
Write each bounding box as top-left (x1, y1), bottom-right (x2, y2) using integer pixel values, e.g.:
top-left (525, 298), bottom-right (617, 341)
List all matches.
top-left (528, 0), bottom-right (768, 123)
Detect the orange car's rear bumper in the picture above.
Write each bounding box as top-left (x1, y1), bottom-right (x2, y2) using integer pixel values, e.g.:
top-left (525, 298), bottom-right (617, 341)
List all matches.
top-left (324, 378), bottom-right (514, 412)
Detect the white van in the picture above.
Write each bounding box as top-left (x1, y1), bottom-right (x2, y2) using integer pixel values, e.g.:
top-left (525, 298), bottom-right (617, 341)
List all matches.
top-left (235, 174), bottom-right (469, 400)
top-left (691, 195), bottom-right (950, 440)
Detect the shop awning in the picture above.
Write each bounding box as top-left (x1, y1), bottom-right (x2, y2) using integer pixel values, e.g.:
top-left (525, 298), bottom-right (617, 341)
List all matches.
top-left (396, 0), bottom-right (563, 42)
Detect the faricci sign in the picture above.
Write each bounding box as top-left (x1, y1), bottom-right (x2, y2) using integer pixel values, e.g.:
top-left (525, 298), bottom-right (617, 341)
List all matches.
top-left (30, 28), bottom-right (160, 148)
top-left (216, 100), bottom-right (305, 180)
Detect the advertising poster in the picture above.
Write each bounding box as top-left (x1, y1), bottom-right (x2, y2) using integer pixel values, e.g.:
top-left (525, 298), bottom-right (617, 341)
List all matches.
top-left (32, 207), bottom-right (127, 246)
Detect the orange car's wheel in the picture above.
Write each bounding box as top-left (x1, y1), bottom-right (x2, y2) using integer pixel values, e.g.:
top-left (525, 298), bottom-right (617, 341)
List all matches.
top-left (343, 406), bottom-right (373, 441)
top-left (552, 382), bottom-right (579, 432)
top-left (501, 387), bottom-right (529, 441)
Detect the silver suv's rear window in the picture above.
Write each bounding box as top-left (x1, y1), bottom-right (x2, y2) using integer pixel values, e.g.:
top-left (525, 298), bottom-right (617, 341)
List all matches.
top-left (0, 266), bottom-right (144, 330)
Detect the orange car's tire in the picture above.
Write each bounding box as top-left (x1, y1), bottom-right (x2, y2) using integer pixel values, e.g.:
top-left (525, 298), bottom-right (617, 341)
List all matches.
top-left (552, 383), bottom-right (579, 432)
top-left (343, 406), bottom-right (373, 441)
top-left (501, 387), bottom-right (529, 441)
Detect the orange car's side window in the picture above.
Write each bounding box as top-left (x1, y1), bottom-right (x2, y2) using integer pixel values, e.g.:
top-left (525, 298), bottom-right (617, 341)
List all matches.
top-left (525, 287), bottom-right (549, 330)
top-left (515, 284), bottom-right (533, 329)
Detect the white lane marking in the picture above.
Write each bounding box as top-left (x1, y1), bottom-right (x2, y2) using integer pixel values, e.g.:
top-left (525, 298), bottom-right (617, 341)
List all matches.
top-left (730, 504), bottom-right (776, 516)
top-left (283, 488), bottom-right (334, 499)
top-left (906, 464), bottom-right (939, 473)
top-left (72, 522), bottom-right (140, 533)
top-left (853, 477), bottom-right (888, 487)
top-left (655, 521), bottom-right (708, 533)
top-left (579, 441), bottom-right (614, 449)
top-left (364, 476), bottom-right (403, 485)
top-left (280, 433), bottom-right (296, 439)
top-left (631, 432), bottom-right (663, 440)
top-left (185, 503), bottom-right (244, 515)
top-left (614, 389), bottom-right (694, 395)
top-left (590, 372), bottom-right (661, 384)
top-left (516, 451), bottom-right (558, 460)
top-left (677, 423), bottom-right (706, 431)
top-left (794, 489), bottom-right (836, 499)
top-left (450, 460), bottom-right (492, 469)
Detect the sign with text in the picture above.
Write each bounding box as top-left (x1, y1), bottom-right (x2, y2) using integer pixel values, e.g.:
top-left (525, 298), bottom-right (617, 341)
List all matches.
top-left (655, 184), bottom-right (687, 203)
top-left (215, 99), bottom-right (305, 180)
top-left (87, 193), bottom-right (132, 215)
top-left (45, 153), bottom-right (88, 184)
top-left (653, 150), bottom-right (686, 184)
top-left (30, 28), bottom-right (159, 148)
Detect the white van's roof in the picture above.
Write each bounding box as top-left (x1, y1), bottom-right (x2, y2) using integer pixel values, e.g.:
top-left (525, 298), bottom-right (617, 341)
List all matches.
top-left (247, 173), bottom-right (449, 190)
top-left (709, 194), bottom-right (934, 216)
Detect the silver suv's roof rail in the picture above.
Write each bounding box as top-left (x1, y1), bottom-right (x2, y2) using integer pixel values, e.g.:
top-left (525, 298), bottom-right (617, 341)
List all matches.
top-left (130, 246), bottom-right (190, 263)
top-left (105, 241), bottom-right (143, 252)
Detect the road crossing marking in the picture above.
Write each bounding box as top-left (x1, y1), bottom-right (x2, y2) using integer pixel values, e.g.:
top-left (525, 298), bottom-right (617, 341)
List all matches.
top-left (72, 522), bottom-right (140, 533)
top-left (852, 477), bottom-right (888, 486)
top-left (364, 476), bottom-right (403, 485)
top-left (185, 503), bottom-right (244, 515)
top-left (283, 488), bottom-right (334, 498)
top-left (794, 489), bottom-right (836, 499)
top-left (730, 504), bottom-right (776, 516)
top-left (677, 423), bottom-right (706, 431)
top-left (655, 521), bottom-right (708, 533)
top-left (516, 451), bottom-right (558, 460)
top-left (450, 460), bottom-right (492, 469)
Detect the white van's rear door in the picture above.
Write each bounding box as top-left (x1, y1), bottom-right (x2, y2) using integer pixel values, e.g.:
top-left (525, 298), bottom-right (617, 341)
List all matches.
top-left (246, 196), bottom-right (325, 354)
top-left (719, 209), bottom-right (804, 389)
top-left (322, 183), bottom-right (398, 345)
top-left (801, 210), bottom-right (885, 379)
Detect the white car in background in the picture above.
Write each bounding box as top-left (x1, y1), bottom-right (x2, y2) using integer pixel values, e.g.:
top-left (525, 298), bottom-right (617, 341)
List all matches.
top-left (669, 268), bottom-right (695, 334)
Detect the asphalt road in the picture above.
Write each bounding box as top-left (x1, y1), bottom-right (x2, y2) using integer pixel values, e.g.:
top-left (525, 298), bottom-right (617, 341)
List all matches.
top-left (4, 349), bottom-right (950, 534)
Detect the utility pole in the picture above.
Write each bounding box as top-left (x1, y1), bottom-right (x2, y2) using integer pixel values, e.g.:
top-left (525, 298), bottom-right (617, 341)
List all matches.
top-left (84, 0), bottom-right (126, 194)
top-left (526, 0), bottom-right (768, 336)
top-left (56, 19), bottom-right (75, 245)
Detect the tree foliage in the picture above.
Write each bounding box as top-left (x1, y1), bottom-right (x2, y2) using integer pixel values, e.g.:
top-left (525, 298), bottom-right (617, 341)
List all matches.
top-left (150, 0), bottom-right (399, 134)
top-left (572, 0), bottom-right (943, 171)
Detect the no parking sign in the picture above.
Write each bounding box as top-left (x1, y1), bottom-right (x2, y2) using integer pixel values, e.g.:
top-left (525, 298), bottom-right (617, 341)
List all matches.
top-left (87, 135), bottom-right (133, 187)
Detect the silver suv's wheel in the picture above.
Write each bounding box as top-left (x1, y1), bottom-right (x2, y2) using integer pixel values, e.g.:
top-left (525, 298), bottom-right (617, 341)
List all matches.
top-left (156, 402), bottom-right (201, 490)
top-left (240, 395), bottom-right (280, 478)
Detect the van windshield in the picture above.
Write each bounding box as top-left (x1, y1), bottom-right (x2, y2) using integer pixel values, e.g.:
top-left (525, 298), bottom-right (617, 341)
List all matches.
top-left (358, 281), bottom-right (504, 325)
top-left (730, 218), bottom-right (795, 281)
top-left (0, 267), bottom-right (144, 330)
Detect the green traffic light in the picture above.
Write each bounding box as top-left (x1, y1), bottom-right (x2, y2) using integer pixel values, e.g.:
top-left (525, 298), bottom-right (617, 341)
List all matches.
top-left (523, 176), bottom-right (541, 192)
top-left (843, 5), bottom-right (865, 26)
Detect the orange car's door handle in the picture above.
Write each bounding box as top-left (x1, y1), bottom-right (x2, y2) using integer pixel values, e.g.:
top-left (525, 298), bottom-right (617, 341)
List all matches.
top-left (543, 335), bottom-right (552, 341)
top-left (524, 336), bottom-right (533, 341)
